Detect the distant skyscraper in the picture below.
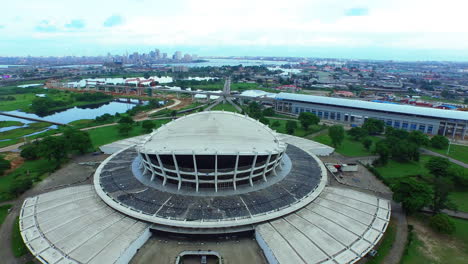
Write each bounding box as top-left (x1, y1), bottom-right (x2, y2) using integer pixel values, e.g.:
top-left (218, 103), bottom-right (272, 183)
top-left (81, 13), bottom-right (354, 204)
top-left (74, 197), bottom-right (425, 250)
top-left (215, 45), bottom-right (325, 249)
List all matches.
top-left (162, 53), bottom-right (167, 59)
top-left (173, 51), bottom-right (182, 61)
top-left (183, 53), bottom-right (192, 61)
top-left (155, 49), bottom-right (160, 60)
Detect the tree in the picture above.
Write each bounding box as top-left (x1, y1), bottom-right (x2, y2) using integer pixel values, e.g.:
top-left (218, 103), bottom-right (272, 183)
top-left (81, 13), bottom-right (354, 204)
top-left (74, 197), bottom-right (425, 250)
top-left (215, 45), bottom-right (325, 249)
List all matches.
top-left (118, 115), bottom-right (134, 125)
top-left (408, 131), bottom-right (429, 147)
top-left (430, 135), bottom-right (449, 150)
top-left (143, 72), bottom-right (151, 79)
top-left (328, 125), bottom-right (345, 147)
top-left (10, 178), bottom-right (33, 197)
top-left (171, 110), bottom-right (178, 118)
top-left (298, 112), bottom-right (320, 130)
top-left (426, 157), bottom-right (450, 178)
top-left (429, 214), bottom-right (455, 234)
top-left (362, 137), bottom-right (373, 151)
top-left (262, 107), bottom-right (275, 116)
top-left (432, 177), bottom-right (455, 213)
top-left (63, 128), bottom-right (93, 154)
top-left (118, 123), bottom-right (133, 136)
top-left (348, 127), bottom-right (368, 141)
top-left (375, 140), bottom-right (390, 165)
top-left (362, 118), bottom-right (385, 135)
top-left (20, 143), bottom-right (40, 160)
top-left (0, 156), bottom-right (11, 175)
top-left (39, 136), bottom-right (68, 162)
top-left (393, 178), bottom-right (433, 214)
top-left (285, 120), bottom-right (297, 135)
top-left (271, 120), bottom-right (281, 128)
top-left (142, 120), bottom-right (156, 133)
top-left (259, 116), bottom-right (270, 126)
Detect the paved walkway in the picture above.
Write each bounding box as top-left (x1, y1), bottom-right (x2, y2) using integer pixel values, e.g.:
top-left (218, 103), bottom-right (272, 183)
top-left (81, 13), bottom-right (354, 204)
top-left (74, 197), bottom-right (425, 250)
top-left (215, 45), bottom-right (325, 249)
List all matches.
top-left (420, 208), bottom-right (468, 220)
top-left (420, 148), bottom-right (468, 168)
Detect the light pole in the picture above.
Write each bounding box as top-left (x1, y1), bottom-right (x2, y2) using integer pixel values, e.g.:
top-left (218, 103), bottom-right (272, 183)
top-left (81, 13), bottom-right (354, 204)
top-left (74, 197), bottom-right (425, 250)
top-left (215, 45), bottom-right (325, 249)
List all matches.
top-left (446, 138), bottom-right (451, 155)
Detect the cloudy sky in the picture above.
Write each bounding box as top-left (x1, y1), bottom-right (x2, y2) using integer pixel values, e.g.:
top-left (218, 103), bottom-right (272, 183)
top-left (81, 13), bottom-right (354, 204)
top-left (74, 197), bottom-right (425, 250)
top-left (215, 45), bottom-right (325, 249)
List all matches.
top-left (1, 0), bottom-right (468, 60)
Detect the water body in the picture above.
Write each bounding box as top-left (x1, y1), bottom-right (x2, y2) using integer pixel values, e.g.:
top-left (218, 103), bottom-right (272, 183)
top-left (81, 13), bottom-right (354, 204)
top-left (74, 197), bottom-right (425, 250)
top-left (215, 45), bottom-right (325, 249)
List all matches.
top-left (153, 58), bottom-right (293, 68)
top-left (0, 101), bottom-right (136, 125)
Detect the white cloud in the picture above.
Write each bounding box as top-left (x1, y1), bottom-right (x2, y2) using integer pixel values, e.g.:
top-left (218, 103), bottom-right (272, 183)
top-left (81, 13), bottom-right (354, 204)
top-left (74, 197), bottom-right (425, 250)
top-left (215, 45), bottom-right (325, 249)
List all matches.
top-left (1, 0), bottom-right (468, 55)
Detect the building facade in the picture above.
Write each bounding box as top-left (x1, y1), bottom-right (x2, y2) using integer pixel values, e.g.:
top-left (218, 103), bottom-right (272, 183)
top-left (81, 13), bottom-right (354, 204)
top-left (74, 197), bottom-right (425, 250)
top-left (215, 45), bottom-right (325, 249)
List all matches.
top-left (275, 93), bottom-right (468, 139)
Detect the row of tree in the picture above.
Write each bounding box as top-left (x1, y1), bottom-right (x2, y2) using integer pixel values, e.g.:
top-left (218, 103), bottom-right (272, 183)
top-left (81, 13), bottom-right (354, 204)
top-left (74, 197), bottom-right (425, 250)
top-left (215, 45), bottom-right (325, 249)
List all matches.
top-left (393, 156), bottom-right (466, 233)
top-left (21, 128), bottom-right (93, 163)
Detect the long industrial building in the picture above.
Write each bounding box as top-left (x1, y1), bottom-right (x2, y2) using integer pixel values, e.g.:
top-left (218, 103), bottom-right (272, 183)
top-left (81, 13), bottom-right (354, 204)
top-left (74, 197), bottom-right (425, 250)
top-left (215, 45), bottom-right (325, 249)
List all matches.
top-left (275, 93), bottom-right (468, 139)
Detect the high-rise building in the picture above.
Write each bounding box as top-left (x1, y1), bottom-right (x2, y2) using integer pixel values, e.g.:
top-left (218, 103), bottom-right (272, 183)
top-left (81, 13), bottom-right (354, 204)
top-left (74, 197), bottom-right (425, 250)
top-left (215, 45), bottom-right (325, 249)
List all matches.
top-left (173, 51), bottom-right (182, 61)
top-left (162, 53), bottom-right (167, 59)
top-left (155, 49), bottom-right (160, 59)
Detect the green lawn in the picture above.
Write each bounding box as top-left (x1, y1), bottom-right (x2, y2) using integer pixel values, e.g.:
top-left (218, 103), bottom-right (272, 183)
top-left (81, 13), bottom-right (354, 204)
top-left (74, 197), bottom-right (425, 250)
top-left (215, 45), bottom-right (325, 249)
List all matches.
top-left (450, 192), bottom-right (468, 212)
top-left (366, 221), bottom-right (396, 264)
top-left (401, 217), bottom-right (468, 264)
top-left (11, 217), bottom-right (28, 257)
top-left (374, 155), bottom-right (432, 180)
top-left (312, 134), bottom-right (379, 157)
top-left (373, 155), bottom-right (468, 211)
top-left (268, 119), bottom-right (325, 137)
top-left (0, 121), bottom-right (24, 128)
top-left (0, 93), bottom-right (38, 111)
top-left (0, 204), bottom-right (12, 227)
top-left (211, 103), bottom-right (240, 112)
top-left (87, 119), bottom-right (170, 148)
top-left (0, 158), bottom-right (58, 202)
top-left (427, 144), bottom-right (468, 164)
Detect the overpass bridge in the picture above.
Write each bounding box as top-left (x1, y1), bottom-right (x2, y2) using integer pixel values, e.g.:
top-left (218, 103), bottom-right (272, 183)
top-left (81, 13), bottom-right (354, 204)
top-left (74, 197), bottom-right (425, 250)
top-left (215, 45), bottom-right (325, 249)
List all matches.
top-left (0, 112), bottom-right (68, 126)
top-left (45, 79), bottom-right (276, 104)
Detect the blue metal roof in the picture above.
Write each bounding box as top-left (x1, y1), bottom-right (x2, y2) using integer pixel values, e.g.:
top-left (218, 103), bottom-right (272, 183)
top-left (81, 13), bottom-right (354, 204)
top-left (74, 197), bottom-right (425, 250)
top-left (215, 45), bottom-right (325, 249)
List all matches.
top-left (275, 93), bottom-right (468, 121)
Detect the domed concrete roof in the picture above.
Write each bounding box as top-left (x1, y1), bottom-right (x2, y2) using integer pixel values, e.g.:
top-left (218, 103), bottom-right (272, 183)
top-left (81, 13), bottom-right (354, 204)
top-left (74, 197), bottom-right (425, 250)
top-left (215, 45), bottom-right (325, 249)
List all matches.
top-left (138, 111), bottom-right (286, 155)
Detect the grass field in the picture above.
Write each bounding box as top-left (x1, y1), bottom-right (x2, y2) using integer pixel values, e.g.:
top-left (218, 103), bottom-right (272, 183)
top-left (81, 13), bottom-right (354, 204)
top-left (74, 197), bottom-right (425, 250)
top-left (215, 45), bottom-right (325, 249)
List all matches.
top-left (11, 217), bottom-right (28, 257)
top-left (211, 103), bottom-right (240, 112)
top-left (0, 158), bottom-right (57, 202)
top-left (427, 144), bottom-right (468, 164)
top-left (87, 119), bottom-right (170, 148)
top-left (0, 204), bottom-right (12, 227)
top-left (0, 122), bottom-right (52, 141)
top-left (312, 134), bottom-right (379, 157)
top-left (401, 216), bottom-right (468, 264)
top-left (450, 192), bottom-right (468, 212)
top-left (0, 121), bottom-right (24, 128)
top-left (268, 119), bottom-right (325, 137)
top-left (0, 93), bottom-right (38, 111)
top-left (366, 221), bottom-right (396, 264)
top-left (373, 155), bottom-right (468, 211)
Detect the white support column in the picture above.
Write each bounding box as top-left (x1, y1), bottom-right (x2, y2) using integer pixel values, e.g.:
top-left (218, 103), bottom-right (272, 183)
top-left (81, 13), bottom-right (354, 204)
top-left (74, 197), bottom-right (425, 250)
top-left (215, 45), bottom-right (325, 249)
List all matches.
top-left (462, 125), bottom-right (467, 141)
top-left (214, 152), bottom-right (218, 193)
top-left (443, 121), bottom-right (448, 136)
top-left (155, 153), bottom-right (167, 186)
top-left (172, 152), bottom-right (182, 190)
top-left (249, 153), bottom-right (258, 187)
top-left (144, 153), bottom-right (156, 181)
top-left (262, 152), bottom-right (272, 182)
top-left (192, 152), bottom-right (199, 192)
top-left (233, 153), bottom-right (239, 191)
top-left (452, 123), bottom-right (457, 139)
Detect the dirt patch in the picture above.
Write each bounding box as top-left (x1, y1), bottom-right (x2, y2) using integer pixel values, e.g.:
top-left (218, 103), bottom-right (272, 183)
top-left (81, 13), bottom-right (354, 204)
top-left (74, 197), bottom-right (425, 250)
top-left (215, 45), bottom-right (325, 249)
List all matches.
top-left (171, 98), bottom-right (193, 110)
top-left (2, 152), bottom-right (24, 175)
top-left (408, 216), bottom-right (464, 263)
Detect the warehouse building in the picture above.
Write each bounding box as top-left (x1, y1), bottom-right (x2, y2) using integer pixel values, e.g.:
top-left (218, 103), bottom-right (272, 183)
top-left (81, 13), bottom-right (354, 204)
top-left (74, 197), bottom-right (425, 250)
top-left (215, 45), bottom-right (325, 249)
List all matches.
top-left (275, 93), bottom-right (468, 139)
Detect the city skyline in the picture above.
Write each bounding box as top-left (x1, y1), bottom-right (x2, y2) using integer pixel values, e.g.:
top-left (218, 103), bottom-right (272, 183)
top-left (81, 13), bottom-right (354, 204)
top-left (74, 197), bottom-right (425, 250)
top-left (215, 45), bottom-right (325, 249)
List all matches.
top-left (1, 0), bottom-right (468, 61)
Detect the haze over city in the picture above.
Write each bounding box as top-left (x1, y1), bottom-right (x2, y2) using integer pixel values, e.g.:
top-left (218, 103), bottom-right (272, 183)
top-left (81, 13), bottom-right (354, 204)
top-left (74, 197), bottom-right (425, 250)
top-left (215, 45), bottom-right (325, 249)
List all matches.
top-left (1, 0), bottom-right (468, 61)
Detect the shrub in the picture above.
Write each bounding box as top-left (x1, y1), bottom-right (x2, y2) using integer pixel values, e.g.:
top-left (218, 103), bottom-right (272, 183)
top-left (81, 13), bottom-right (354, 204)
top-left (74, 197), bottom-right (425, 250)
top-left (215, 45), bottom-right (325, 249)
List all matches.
top-left (429, 213), bottom-right (455, 234)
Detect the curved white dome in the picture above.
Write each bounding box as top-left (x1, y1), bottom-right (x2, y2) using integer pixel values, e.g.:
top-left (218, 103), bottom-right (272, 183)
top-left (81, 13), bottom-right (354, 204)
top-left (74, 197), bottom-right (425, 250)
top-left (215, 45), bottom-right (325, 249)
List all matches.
top-left (138, 111), bottom-right (286, 155)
